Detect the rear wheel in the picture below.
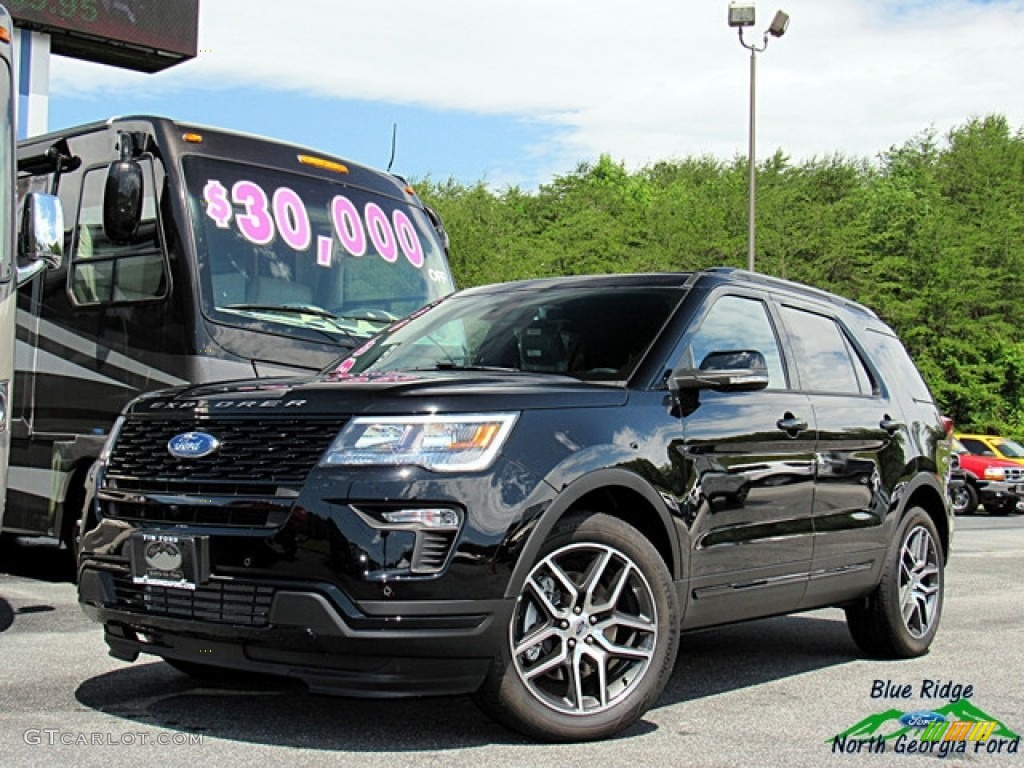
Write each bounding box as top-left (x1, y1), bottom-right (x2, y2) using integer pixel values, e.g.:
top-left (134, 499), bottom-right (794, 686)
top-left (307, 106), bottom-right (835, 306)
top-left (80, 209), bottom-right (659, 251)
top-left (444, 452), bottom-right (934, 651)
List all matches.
top-left (846, 507), bottom-right (944, 658)
top-left (475, 513), bottom-right (679, 742)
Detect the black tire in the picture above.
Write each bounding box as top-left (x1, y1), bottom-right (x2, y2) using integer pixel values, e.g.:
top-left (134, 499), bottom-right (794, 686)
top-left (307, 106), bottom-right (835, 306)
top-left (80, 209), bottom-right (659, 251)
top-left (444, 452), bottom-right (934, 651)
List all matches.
top-left (60, 469), bottom-right (89, 583)
top-left (949, 483), bottom-right (978, 516)
top-left (59, 473), bottom-right (87, 554)
top-left (474, 513), bottom-right (679, 742)
top-left (985, 501), bottom-right (1014, 516)
top-left (845, 507), bottom-right (944, 659)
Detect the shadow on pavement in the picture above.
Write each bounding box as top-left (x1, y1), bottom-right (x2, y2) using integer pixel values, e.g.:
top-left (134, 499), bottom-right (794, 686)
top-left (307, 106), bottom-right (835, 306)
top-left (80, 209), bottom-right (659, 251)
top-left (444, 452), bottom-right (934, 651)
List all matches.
top-left (74, 612), bottom-right (857, 749)
top-left (0, 535), bottom-right (75, 583)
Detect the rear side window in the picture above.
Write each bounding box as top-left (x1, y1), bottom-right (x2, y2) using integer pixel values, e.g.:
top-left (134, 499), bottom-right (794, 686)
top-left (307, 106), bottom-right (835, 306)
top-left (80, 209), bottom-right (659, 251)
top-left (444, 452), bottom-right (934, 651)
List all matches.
top-left (779, 305), bottom-right (874, 395)
top-left (860, 326), bottom-right (935, 404)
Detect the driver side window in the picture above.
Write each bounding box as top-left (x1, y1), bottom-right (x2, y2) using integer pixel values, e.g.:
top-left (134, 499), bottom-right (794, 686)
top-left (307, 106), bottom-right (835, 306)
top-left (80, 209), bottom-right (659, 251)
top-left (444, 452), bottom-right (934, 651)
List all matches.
top-left (689, 295), bottom-right (787, 389)
top-left (70, 161), bottom-right (167, 305)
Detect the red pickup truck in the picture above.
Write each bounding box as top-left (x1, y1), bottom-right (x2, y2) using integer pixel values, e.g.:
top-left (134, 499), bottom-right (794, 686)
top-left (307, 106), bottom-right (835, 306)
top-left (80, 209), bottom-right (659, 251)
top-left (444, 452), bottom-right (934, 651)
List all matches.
top-left (951, 439), bottom-right (1024, 515)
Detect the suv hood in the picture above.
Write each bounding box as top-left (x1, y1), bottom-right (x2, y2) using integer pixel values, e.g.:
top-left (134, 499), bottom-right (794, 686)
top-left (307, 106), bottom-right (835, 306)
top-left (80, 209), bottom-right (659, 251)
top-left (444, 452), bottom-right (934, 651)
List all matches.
top-left (127, 370), bottom-right (629, 417)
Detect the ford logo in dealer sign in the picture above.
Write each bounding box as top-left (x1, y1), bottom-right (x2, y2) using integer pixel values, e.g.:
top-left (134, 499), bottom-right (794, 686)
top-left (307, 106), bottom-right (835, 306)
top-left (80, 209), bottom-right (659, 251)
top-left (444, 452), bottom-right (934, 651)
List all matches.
top-left (167, 431), bottom-right (220, 459)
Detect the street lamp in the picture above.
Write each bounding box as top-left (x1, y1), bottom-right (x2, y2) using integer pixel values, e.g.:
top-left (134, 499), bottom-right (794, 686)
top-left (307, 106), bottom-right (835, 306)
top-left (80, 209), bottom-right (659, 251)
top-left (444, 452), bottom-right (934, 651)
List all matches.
top-left (728, 3), bottom-right (789, 272)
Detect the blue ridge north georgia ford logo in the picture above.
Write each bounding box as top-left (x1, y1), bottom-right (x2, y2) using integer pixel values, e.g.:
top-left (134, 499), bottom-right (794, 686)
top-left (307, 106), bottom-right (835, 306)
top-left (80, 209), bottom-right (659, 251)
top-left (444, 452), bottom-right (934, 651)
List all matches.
top-left (167, 431), bottom-right (220, 459)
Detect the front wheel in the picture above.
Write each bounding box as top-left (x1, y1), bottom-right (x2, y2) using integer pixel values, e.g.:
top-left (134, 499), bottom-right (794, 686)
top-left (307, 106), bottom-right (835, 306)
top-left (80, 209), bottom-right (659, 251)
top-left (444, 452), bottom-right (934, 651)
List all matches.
top-left (949, 483), bottom-right (978, 516)
top-left (985, 501), bottom-right (1015, 516)
top-left (846, 507), bottom-right (944, 658)
top-left (475, 513), bottom-right (679, 742)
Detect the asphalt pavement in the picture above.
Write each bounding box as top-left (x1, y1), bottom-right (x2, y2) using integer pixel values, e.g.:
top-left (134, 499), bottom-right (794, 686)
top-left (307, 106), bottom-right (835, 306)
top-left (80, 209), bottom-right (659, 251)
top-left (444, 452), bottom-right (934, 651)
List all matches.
top-left (1, 514), bottom-right (1021, 767)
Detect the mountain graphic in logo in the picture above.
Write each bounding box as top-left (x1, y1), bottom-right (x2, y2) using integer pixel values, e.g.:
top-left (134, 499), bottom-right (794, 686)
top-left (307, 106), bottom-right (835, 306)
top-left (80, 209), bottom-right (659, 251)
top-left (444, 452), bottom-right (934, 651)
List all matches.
top-left (831, 698), bottom-right (1020, 742)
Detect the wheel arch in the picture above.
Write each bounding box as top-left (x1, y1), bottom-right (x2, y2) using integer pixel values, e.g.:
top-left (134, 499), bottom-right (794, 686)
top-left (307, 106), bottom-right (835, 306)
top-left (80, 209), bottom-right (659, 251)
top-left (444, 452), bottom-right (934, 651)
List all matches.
top-left (901, 475), bottom-right (952, 560)
top-left (505, 468), bottom-right (681, 599)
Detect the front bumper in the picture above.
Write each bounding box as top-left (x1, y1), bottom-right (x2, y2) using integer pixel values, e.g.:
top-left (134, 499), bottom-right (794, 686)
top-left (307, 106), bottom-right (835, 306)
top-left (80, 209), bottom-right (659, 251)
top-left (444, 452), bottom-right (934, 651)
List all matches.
top-left (975, 480), bottom-right (1023, 509)
top-left (78, 564), bottom-right (511, 696)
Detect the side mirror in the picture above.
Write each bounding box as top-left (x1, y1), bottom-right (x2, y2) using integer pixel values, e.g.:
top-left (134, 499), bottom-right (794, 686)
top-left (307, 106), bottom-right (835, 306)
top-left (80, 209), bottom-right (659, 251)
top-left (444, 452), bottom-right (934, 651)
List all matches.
top-left (16, 193), bottom-right (64, 286)
top-left (424, 205), bottom-right (450, 254)
top-left (103, 134), bottom-right (144, 243)
top-left (670, 349), bottom-right (770, 393)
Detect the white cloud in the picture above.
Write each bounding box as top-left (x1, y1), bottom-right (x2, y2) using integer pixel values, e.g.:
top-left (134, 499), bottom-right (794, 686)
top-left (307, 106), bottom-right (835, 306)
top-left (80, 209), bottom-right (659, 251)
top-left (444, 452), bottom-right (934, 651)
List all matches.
top-left (49, 0), bottom-right (1024, 175)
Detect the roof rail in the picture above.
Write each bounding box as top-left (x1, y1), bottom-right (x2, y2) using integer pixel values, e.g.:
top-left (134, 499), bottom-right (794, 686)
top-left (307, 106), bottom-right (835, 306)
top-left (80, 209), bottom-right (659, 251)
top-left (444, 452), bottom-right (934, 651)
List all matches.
top-left (702, 267), bottom-right (878, 319)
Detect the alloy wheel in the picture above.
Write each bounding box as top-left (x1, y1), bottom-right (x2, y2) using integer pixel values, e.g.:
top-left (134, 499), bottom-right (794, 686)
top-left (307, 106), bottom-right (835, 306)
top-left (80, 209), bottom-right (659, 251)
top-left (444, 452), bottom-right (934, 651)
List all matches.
top-left (899, 526), bottom-right (941, 639)
top-left (510, 542), bottom-right (658, 716)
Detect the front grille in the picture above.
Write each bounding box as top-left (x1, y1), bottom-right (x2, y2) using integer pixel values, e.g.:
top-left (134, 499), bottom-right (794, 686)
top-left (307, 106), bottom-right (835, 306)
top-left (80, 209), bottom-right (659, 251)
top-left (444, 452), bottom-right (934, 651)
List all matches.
top-left (1005, 467), bottom-right (1024, 483)
top-left (111, 575), bottom-right (274, 627)
top-left (106, 417), bottom-right (346, 489)
top-left (105, 502), bottom-right (280, 527)
top-left (101, 417), bottom-right (345, 527)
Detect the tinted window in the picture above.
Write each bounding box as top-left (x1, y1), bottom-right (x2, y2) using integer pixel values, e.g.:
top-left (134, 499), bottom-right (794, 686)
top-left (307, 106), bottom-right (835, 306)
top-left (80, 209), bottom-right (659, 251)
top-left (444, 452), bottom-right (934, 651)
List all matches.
top-left (861, 326), bottom-right (934, 404)
top-left (70, 161), bottom-right (167, 305)
top-left (957, 438), bottom-right (991, 456)
top-left (334, 285), bottom-right (684, 382)
top-left (780, 306), bottom-right (872, 395)
top-left (690, 295), bottom-right (786, 389)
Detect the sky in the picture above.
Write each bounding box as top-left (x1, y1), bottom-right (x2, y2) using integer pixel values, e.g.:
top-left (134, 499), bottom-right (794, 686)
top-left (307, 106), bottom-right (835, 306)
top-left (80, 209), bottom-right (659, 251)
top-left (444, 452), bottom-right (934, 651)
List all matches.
top-left (36, 0), bottom-right (1024, 190)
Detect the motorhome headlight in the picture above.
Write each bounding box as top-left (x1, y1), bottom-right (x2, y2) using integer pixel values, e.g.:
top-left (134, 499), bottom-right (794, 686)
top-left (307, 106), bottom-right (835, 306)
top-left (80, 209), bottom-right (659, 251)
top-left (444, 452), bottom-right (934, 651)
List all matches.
top-left (321, 413), bottom-right (518, 472)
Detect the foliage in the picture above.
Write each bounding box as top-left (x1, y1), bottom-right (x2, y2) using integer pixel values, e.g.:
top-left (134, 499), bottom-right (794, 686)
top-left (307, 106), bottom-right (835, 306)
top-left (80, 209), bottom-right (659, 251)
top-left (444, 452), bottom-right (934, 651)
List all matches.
top-left (415, 115), bottom-right (1024, 438)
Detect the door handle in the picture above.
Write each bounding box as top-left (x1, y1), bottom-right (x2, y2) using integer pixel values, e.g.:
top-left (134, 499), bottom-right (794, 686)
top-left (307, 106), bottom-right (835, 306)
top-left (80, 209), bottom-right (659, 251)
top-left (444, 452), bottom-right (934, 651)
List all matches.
top-left (880, 415), bottom-right (903, 434)
top-left (776, 413), bottom-right (808, 436)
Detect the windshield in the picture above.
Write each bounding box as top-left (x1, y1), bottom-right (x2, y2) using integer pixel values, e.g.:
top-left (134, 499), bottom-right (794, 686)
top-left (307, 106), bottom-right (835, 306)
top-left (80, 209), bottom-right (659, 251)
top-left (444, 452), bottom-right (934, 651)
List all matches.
top-left (992, 438), bottom-right (1024, 458)
top-left (329, 283), bottom-right (685, 383)
top-left (184, 156), bottom-right (454, 340)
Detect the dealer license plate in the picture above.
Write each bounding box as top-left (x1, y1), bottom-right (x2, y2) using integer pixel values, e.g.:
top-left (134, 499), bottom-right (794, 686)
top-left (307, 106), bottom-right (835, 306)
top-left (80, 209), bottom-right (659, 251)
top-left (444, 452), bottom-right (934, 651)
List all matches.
top-left (129, 533), bottom-right (209, 590)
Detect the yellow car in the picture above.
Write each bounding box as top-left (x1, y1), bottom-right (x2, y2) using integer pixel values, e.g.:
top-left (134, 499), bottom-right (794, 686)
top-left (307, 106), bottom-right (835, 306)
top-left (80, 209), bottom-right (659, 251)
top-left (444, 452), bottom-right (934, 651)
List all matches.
top-left (955, 433), bottom-right (1024, 465)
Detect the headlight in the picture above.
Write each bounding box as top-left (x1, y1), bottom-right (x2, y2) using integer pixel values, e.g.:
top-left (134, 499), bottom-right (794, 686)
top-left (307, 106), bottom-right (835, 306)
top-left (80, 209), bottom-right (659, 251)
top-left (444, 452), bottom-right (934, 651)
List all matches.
top-left (321, 413), bottom-right (518, 472)
top-left (984, 466), bottom-right (1006, 481)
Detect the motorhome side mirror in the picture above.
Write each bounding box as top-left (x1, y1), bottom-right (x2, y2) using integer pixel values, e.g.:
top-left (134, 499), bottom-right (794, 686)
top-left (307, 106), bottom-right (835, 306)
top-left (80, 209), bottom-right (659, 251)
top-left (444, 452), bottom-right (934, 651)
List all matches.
top-left (424, 205), bottom-right (450, 254)
top-left (103, 158), bottom-right (144, 243)
top-left (670, 349), bottom-right (770, 392)
top-left (16, 193), bottom-right (64, 286)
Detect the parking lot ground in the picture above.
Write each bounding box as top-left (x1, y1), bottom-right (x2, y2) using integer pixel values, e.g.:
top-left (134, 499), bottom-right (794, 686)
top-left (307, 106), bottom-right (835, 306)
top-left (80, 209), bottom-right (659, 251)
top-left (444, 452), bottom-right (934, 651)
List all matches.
top-left (1, 515), bottom-right (1022, 767)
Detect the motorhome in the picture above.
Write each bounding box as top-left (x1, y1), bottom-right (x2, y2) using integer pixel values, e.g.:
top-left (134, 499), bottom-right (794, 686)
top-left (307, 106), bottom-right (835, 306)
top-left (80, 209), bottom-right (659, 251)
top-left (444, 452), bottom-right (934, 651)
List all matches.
top-left (0, 5), bottom-right (62, 531)
top-left (5, 115), bottom-right (454, 549)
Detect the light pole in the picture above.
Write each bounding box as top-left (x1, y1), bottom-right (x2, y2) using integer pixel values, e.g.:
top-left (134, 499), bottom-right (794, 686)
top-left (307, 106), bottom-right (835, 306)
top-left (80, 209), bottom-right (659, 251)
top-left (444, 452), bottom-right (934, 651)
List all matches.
top-left (728, 3), bottom-right (789, 273)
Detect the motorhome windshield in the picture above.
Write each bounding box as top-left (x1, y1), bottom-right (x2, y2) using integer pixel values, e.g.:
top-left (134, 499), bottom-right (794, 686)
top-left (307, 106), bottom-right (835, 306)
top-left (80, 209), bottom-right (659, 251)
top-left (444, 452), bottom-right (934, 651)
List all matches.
top-left (184, 156), bottom-right (454, 337)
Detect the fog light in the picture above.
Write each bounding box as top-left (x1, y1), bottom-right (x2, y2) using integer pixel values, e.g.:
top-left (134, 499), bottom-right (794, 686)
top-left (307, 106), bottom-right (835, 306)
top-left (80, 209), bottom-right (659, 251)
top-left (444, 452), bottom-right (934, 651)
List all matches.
top-left (381, 508), bottom-right (460, 529)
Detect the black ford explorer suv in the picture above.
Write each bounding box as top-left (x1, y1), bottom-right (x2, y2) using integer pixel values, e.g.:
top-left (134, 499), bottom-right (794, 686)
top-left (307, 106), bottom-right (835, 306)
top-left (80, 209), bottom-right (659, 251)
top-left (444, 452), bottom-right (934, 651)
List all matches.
top-left (78, 268), bottom-right (953, 742)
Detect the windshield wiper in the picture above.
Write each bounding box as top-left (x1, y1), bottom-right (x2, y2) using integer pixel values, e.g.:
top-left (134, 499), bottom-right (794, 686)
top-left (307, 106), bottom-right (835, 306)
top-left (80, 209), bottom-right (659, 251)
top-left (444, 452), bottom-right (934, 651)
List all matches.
top-left (225, 303), bottom-right (333, 318)
top-left (335, 309), bottom-right (398, 328)
top-left (431, 363), bottom-right (522, 373)
top-left (223, 303), bottom-right (360, 342)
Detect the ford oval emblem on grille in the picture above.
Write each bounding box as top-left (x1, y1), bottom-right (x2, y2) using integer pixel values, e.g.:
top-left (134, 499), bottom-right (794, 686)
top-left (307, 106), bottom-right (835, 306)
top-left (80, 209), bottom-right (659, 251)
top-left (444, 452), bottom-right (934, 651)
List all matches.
top-left (167, 431), bottom-right (220, 459)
